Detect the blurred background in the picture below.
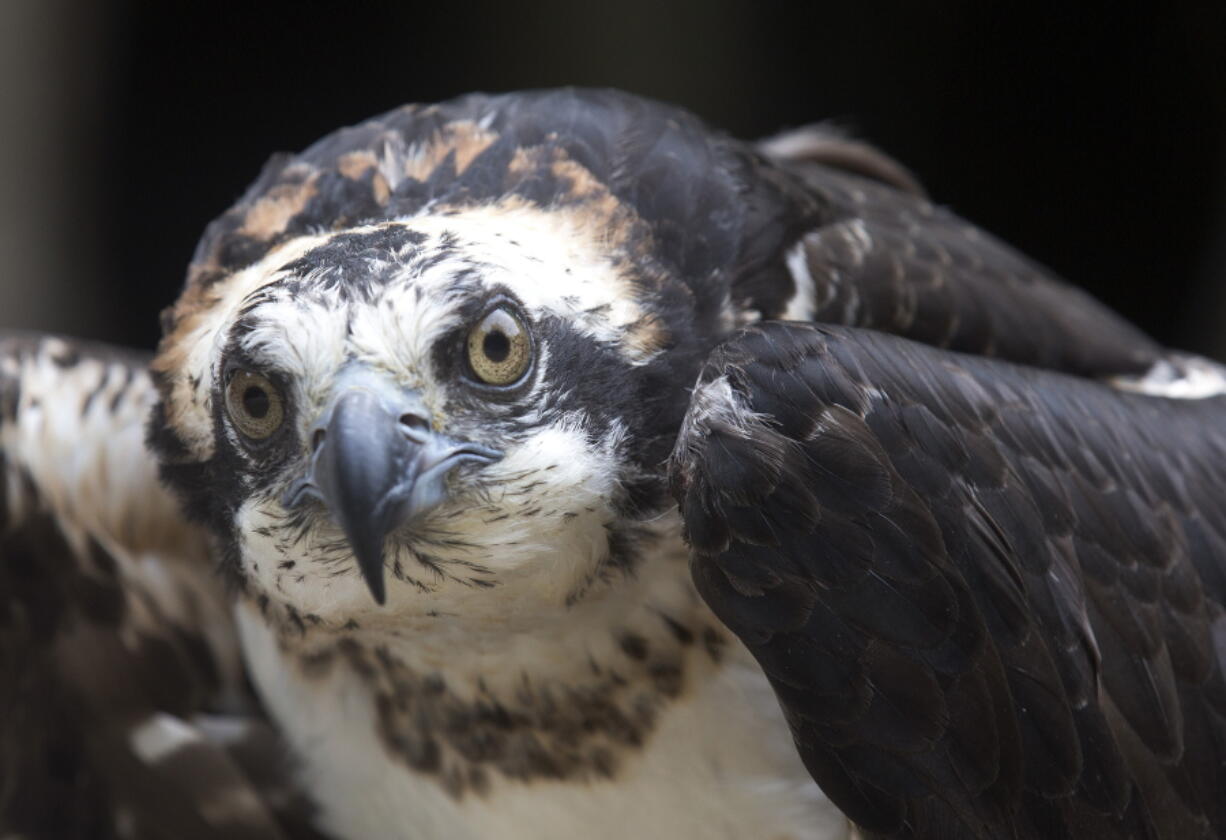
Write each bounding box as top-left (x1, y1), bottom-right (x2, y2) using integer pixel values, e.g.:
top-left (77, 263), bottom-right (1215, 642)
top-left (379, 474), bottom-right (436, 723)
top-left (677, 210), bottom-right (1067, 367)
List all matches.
top-left (2, 2), bottom-right (1224, 357)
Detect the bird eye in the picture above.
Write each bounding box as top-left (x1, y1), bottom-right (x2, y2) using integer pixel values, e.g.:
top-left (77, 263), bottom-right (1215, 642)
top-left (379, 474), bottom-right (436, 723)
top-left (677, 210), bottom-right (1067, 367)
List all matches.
top-left (466, 307), bottom-right (532, 386)
top-left (225, 369), bottom-right (285, 439)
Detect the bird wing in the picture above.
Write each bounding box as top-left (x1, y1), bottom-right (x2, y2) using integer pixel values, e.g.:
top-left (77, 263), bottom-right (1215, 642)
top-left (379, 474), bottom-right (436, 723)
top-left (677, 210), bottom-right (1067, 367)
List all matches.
top-left (670, 321), bottom-right (1226, 839)
top-left (0, 332), bottom-right (322, 840)
top-left (758, 126), bottom-right (1161, 378)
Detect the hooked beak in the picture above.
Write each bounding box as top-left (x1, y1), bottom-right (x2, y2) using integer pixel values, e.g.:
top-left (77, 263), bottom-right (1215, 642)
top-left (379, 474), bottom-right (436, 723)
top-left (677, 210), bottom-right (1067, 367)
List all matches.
top-left (283, 374), bottom-right (501, 605)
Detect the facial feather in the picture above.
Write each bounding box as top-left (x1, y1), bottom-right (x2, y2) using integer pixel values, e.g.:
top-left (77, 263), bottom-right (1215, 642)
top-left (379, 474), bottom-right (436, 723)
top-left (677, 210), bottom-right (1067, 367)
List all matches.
top-left (153, 202), bottom-right (689, 624)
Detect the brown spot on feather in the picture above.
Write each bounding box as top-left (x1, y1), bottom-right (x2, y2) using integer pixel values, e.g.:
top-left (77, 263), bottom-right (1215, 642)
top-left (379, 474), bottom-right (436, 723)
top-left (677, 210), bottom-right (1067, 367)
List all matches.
top-left (657, 612), bottom-right (694, 645)
top-left (337, 150), bottom-right (377, 179)
top-left (619, 633), bottom-right (649, 661)
top-left (625, 312), bottom-right (668, 358)
top-left (401, 120), bottom-right (498, 182)
top-left (703, 627), bottom-right (727, 663)
top-left (338, 150), bottom-right (391, 204)
top-left (237, 175), bottom-right (320, 241)
top-left (300, 613), bottom-right (717, 801)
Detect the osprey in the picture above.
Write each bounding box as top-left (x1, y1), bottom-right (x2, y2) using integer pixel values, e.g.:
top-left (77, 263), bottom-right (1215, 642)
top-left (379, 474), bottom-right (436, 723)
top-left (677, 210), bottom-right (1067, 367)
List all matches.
top-left (3, 88), bottom-right (1225, 840)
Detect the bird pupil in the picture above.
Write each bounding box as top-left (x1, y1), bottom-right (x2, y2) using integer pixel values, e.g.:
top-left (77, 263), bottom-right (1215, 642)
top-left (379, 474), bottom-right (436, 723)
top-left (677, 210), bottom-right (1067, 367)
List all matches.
top-left (483, 330), bottom-right (511, 363)
top-left (243, 386), bottom-right (270, 418)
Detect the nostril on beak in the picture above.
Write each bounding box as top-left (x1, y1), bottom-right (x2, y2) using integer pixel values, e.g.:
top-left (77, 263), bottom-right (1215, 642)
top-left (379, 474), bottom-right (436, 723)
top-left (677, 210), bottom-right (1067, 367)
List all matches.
top-left (311, 428), bottom-right (327, 452)
top-left (399, 412), bottom-right (431, 433)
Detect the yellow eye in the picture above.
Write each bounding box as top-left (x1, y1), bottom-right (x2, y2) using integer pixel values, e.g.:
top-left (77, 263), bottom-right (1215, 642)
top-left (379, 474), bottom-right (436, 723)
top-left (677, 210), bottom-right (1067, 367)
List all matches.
top-left (466, 307), bottom-right (532, 386)
top-left (225, 369), bottom-right (285, 439)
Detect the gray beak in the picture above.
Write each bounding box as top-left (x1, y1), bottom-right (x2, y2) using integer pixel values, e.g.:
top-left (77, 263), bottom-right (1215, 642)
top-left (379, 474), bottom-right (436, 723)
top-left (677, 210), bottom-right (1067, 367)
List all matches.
top-left (283, 373), bottom-right (501, 605)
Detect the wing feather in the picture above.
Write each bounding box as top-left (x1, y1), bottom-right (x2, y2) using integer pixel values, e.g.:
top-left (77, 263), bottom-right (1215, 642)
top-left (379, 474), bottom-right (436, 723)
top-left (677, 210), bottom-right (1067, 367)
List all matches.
top-left (0, 333), bottom-right (322, 839)
top-left (762, 129), bottom-right (1162, 378)
top-left (672, 321), bottom-right (1226, 838)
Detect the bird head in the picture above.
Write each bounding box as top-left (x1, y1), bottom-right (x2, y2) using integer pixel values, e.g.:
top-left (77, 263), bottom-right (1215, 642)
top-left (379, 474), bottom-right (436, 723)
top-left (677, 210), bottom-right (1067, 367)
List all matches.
top-left (147, 89), bottom-right (817, 626)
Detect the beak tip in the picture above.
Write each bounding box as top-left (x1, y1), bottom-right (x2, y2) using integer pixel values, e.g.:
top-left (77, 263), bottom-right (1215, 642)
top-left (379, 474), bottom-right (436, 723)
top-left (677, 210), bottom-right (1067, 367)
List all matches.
top-left (360, 565), bottom-right (387, 605)
top-left (368, 582), bottom-right (387, 606)
top-left (355, 547), bottom-right (388, 606)
top-left (349, 532), bottom-right (389, 606)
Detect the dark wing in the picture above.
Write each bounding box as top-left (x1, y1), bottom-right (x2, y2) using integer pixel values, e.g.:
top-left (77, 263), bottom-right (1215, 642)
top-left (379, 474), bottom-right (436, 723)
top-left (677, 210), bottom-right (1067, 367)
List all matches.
top-left (670, 321), bottom-right (1226, 840)
top-left (0, 333), bottom-right (325, 840)
top-left (758, 126), bottom-right (1161, 377)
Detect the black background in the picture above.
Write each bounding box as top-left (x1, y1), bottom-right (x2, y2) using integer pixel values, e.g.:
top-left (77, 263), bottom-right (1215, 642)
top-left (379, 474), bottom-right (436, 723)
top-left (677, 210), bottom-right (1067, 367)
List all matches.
top-left (13, 2), bottom-right (1226, 358)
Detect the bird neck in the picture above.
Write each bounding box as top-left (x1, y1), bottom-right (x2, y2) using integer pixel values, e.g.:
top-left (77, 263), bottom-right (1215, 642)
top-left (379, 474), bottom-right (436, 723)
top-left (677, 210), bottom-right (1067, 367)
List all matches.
top-left (262, 516), bottom-right (722, 695)
top-left (237, 515), bottom-right (737, 795)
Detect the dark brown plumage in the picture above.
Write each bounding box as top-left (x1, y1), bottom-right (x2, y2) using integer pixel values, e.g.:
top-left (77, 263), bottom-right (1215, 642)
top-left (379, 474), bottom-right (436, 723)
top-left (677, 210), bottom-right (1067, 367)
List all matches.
top-left (671, 321), bottom-right (1226, 839)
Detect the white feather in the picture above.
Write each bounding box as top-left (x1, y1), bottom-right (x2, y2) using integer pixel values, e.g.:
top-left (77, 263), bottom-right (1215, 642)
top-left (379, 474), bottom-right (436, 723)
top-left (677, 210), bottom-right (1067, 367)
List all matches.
top-left (237, 529), bottom-right (850, 840)
top-left (1109, 354), bottom-right (1226, 399)
top-left (783, 238), bottom-right (817, 321)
